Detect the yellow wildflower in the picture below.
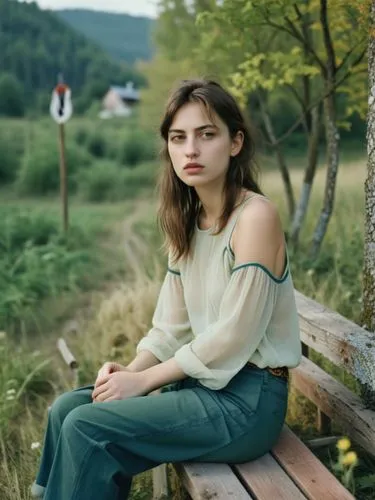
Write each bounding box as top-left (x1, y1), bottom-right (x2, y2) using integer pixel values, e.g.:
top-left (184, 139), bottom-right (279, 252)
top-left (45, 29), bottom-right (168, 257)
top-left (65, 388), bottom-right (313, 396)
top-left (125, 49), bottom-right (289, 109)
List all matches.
top-left (337, 437), bottom-right (351, 451)
top-left (341, 451), bottom-right (358, 467)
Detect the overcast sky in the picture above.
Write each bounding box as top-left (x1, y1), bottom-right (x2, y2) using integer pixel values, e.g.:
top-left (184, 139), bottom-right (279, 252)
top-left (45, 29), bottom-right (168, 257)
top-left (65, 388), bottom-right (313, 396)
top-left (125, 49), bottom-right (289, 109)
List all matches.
top-left (23, 0), bottom-right (157, 17)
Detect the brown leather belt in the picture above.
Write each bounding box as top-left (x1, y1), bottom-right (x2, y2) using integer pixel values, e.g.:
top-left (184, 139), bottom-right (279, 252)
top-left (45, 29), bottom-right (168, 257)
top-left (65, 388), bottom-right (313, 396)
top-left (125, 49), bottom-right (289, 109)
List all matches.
top-left (246, 362), bottom-right (289, 381)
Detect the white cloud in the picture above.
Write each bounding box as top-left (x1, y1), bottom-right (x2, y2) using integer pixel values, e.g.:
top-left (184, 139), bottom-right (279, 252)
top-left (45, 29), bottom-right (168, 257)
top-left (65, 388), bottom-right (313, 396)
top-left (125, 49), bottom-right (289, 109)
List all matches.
top-left (22, 0), bottom-right (157, 17)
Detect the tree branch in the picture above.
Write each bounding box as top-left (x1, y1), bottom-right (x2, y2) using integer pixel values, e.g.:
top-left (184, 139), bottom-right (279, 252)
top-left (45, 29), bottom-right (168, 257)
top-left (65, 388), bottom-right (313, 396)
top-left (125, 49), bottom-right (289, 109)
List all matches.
top-left (320, 0), bottom-right (336, 77)
top-left (337, 37), bottom-right (367, 73)
top-left (270, 67), bottom-right (355, 146)
top-left (258, 6), bottom-right (326, 73)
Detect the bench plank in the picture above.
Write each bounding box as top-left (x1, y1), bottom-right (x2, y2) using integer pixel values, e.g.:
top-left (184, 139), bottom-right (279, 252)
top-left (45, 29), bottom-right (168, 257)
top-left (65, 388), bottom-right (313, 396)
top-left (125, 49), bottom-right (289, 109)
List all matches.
top-left (295, 290), bottom-right (375, 392)
top-left (233, 452), bottom-right (307, 499)
top-left (272, 426), bottom-right (355, 500)
top-left (173, 462), bottom-right (252, 499)
top-left (291, 356), bottom-right (375, 456)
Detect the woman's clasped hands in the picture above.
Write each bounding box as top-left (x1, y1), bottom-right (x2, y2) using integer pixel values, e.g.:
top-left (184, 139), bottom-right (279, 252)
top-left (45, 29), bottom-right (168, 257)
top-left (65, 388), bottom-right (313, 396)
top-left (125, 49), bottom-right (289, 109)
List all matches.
top-left (92, 361), bottom-right (149, 403)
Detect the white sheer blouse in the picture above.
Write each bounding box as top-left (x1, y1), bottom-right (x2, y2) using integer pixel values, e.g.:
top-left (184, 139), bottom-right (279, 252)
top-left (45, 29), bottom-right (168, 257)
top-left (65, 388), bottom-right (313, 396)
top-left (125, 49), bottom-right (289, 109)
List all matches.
top-left (137, 197), bottom-right (301, 389)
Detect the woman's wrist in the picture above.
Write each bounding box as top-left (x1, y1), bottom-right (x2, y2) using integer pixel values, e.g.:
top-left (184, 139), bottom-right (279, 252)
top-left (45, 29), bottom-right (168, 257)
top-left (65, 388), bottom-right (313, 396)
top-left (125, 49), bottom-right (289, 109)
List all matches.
top-left (127, 350), bottom-right (161, 372)
top-left (141, 358), bottom-right (186, 393)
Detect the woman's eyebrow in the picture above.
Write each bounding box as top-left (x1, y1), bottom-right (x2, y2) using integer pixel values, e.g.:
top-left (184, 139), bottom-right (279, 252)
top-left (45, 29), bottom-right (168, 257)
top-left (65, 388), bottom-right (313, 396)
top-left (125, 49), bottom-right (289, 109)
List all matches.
top-left (168, 124), bottom-right (218, 134)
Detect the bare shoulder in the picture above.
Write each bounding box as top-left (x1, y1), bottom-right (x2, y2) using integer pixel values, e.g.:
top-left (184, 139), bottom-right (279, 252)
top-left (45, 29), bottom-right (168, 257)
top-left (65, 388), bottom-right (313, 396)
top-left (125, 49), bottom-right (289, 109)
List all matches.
top-left (232, 196), bottom-right (285, 269)
top-left (238, 196), bottom-right (281, 230)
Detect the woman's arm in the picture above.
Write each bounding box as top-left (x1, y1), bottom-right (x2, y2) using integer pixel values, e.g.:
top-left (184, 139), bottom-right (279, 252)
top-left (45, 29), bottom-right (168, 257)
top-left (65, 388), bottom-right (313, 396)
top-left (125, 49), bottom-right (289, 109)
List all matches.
top-left (126, 350), bottom-right (161, 372)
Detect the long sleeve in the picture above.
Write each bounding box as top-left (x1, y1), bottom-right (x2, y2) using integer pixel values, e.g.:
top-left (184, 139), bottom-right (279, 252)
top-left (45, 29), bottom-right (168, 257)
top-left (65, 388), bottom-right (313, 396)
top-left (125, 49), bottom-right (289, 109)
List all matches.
top-left (174, 265), bottom-right (278, 389)
top-left (136, 266), bottom-right (193, 362)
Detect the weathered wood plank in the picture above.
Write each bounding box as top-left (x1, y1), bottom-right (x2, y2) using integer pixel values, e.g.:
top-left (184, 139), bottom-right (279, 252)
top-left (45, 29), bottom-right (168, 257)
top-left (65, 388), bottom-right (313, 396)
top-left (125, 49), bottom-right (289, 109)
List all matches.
top-left (152, 464), bottom-right (168, 499)
top-left (295, 290), bottom-right (375, 392)
top-left (174, 462), bottom-right (252, 499)
top-left (291, 356), bottom-right (375, 455)
top-left (233, 453), bottom-right (307, 499)
top-left (272, 426), bottom-right (355, 500)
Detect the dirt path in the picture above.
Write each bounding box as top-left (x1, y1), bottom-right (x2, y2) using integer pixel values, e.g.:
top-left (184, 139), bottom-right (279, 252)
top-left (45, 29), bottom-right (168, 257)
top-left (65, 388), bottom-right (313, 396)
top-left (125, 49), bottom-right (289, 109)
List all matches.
top-left (122, 198), bottom-right (161, 282)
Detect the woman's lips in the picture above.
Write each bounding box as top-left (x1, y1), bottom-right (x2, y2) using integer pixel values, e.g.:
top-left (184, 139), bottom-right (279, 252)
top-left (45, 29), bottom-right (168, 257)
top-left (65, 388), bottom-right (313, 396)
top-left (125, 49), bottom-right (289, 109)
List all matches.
top-left (184, 163), bottom-right (204, 174)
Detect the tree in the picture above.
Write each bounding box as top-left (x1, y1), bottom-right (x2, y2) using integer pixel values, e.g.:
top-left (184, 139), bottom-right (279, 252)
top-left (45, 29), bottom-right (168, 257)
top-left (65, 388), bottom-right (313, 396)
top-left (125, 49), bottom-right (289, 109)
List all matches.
top-left (362, 1), bottom-right (375, 334)
top-left (0, 73), bottom-right (25, 117)
top-left (198, 0), bottom-right (368, 255)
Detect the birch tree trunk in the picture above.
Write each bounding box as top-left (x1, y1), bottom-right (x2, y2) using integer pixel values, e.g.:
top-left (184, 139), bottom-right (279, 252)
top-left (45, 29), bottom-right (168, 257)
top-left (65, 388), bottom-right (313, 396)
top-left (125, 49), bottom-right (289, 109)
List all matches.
top-left (309, 0), bottom-right (339, 258)
top-left (258, 94), bottom-right (295, 220)
top-left (362, 2), bottom-right (375, 335)
top-left (290, 105), bottom-right (321, 247)
top-left (310, 92), bottom-right (339, 258)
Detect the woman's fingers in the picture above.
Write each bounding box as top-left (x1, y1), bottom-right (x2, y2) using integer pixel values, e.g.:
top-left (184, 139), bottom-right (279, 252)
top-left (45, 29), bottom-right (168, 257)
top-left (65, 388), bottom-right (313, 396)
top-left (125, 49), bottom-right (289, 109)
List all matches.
top-left (93, 389), bottom-right (114, 402)
top-left (92, 376), bottom-right (111, 399)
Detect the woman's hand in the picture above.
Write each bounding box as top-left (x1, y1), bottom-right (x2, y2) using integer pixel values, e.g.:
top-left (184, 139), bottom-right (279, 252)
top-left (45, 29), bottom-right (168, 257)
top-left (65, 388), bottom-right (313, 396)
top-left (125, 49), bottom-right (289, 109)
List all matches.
top-left (92, 371), bottom-right (149, 402)
top-left (94, 362), bottom-right (128, 391)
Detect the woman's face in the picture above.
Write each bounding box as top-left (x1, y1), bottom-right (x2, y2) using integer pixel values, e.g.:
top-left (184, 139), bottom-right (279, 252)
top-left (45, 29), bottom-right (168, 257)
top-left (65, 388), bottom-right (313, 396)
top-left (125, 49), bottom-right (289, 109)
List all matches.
top-left (167, 102), bottom-right (243, 189)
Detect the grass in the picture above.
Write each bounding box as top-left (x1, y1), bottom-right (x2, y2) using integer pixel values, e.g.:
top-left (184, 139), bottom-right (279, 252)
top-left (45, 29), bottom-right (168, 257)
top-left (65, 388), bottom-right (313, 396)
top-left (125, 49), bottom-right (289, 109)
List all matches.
top-left (0, 193), bottom-right (137, 337)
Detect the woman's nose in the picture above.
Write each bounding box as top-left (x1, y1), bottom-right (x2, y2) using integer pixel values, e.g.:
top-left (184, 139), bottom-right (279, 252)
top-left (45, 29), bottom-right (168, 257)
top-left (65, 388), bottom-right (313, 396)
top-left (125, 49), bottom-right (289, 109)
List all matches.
top-left (184, 137), bottom-right (199, 158)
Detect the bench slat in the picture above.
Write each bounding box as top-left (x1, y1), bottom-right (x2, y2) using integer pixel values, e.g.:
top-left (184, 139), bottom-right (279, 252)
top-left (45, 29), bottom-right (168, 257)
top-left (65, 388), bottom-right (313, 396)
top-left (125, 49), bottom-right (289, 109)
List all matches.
top-left (233, 452), bottom-right (307, 499)
top-left (272, 426), bottom-right (355, 500)
top-left (174, 462), bottom-right (252, 499)
top-left (295, 290), bottom-right (375, 391)
top-left (291, 356), bottom-right (375, 456)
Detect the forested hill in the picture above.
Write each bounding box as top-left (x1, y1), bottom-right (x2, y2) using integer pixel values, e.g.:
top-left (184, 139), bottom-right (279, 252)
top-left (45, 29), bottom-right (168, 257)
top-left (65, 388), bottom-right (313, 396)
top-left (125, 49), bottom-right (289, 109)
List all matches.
top-left (56, 9), bottom-right (154, 64)
top-left (0, 0), bottom-right (145, 114)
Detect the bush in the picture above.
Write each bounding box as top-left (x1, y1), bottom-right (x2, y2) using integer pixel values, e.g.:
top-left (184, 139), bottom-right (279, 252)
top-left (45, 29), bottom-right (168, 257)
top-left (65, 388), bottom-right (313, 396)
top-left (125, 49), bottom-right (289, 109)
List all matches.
top-left (16, 139), bottom-right (92, 195)
top-left (0, 133), bottom-right (21, 184)
top-left (77, 161), bottom-right (122, 202)
top-left (74, 126), bottom-right (90, 146)
top-left (78, 160), bottom-right (157, 202)
top-left (0, 209), bottom-right (95, 330)
top-left (0, 73), bottom-right (25, 117)
top-left (119, 130), bottom-right (157, 167)
top-left (87, 131), bottom-right (108, 158)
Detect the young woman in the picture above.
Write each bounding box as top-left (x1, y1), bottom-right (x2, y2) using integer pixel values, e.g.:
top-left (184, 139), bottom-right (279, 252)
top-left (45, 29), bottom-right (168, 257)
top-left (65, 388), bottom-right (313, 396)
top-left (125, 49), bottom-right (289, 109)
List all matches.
top-left (31, 79), bottom-right (301, 500)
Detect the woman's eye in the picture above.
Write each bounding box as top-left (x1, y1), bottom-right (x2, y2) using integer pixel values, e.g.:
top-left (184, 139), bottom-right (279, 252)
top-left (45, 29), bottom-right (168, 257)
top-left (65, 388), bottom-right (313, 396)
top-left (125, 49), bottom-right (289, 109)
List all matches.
top-left (170, 135), bottom-right (185, 143)
top-left (201, 132), bottom-right (215, 139)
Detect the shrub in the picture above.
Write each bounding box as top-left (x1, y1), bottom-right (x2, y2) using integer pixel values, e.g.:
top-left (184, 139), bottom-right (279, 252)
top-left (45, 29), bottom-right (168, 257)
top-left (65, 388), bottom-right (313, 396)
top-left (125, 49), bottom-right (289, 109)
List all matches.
top-left (78, 161), bottom-right (157, 202)
top-left (0, 133), bottom-right (20, 183)
top-left (16, 139), bottom-right (92, 195)
top-left (118, 130), bottom-right (157, 167)
top-left (0, 73), bottom-right (25, 117)
top-left (0, 209), bottom-right (95, 331)
top-left (120, 161), bottom-right (158, 197)
top-left (77, 161), bottom-right (122, 202)
top-left (87, 131), bottom-right (107, 158)
top-left (74, 126), bottom-right (90, 146)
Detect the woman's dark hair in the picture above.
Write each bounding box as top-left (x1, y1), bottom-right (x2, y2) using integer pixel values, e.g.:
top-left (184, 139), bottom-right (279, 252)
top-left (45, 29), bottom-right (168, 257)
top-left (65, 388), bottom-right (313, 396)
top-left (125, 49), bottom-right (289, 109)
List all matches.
top-left (158, 79), bottom-right (263, 261)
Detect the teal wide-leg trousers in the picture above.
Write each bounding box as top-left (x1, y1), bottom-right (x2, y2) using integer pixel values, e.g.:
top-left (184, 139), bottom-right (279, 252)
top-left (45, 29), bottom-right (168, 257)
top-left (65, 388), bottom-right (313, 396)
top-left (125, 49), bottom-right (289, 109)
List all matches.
top-left (35, 365), bottom-right (288, 500)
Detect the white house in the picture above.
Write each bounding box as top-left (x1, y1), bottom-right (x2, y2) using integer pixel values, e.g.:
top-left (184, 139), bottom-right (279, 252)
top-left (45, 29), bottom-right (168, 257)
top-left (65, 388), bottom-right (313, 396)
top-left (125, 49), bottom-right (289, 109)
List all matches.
top-left (99, 82), bottom-right (140, 119)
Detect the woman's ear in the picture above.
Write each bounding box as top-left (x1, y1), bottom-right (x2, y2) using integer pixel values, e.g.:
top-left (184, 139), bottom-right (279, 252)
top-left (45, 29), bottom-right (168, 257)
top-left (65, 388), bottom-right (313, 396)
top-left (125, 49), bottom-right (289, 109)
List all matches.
top-left (231, 131), bottom-right (244, 157)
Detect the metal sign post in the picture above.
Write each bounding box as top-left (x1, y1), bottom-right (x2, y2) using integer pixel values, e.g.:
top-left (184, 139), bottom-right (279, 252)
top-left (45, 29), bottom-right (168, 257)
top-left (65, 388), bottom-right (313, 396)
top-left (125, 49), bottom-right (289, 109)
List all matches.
top-left (50, 78), bottom-right (73, 233)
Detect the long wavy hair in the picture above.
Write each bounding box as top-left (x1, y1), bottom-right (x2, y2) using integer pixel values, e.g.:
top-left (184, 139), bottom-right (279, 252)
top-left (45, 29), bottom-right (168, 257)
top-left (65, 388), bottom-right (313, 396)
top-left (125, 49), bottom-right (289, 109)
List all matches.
top-left (158, 79), bottom-right (263, 262)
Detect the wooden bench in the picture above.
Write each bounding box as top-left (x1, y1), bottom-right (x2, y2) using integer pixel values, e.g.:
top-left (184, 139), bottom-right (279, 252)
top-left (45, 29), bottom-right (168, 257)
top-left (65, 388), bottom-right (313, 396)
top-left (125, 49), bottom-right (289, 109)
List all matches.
top-left (57, 290), bottom-right (375, 499)
top-left (152, 290), bottom-right (375, 499)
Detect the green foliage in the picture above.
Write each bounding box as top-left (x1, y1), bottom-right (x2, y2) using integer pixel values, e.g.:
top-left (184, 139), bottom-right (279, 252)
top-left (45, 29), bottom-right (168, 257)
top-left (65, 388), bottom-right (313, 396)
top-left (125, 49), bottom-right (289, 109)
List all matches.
top-left (0, 208), bottom-right (98, 331)
top-left (0, 73), bottom-right (25, 117)
top-left (87, 131), bottom-right (108, 158)
top-left (16, 140), bottom-right (92, 195)
top-left (0, 133), bottom-right (21, 184)
top-left (78, 161), bottom-right (158, 202)
top-left (119, 130), bottom-right (157, 167)
top-left (77, 161), bottom-right (122, 202)
top-left (56, 9), bottom-right (154, 65)
top-left (0, 332), bottom-right (54, 439)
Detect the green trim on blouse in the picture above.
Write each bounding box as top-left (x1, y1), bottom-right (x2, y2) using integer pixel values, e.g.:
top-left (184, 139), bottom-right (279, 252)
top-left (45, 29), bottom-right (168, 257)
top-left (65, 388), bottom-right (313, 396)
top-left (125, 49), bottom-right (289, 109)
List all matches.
top-left (168, 267), bottom-right (181, 276)
top-left (231, 262), bottom-right (289, 284)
